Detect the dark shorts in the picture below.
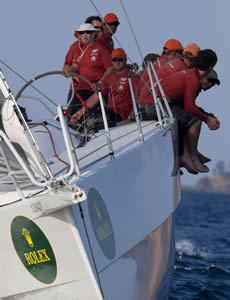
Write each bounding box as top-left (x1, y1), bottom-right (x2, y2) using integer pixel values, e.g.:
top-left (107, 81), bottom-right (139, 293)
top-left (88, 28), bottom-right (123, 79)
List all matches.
top-left (142, 101), bottom-right (200, 155)
top-left (170, 102), bottom-right (199, 130)
top-left (142, 101), bottom-right (199, 131)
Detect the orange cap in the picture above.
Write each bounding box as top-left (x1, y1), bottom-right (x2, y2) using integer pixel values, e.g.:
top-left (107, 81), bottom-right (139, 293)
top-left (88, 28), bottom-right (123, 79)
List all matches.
top-left (163, 39), bottom-right (184, 51)
top-left (183, 43), bottom-right (200, 57)
top-left (112, 48), bottom-right (126, 58)
top-left (104, 13), bottom-right (120, 24)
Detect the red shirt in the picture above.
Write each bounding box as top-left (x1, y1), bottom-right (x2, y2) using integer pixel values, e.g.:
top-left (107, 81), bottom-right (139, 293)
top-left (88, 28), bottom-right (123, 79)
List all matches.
top-left (139, 58), bottom-right (188, 103)
top-left (101, 69), bottom-right (139, 120)
top-left (64, 40), bottom-right (112, 90)
top-left (138, 68), bottom-right (208, 122)
top-left (97, 31), bottom-right (114, 54)
top-left (157, 58), bottom-right (187, 80)
top-left (64, 40), bottom-right (78, 65)
top-left (137, 55), bottom-right (168, 95)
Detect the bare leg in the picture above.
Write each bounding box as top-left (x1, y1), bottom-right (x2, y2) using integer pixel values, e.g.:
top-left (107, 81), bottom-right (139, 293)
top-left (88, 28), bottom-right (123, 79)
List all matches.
top-left (184, 120), bottom-right (209, 173)
top-left (180, 137), bottom-right (199, 174)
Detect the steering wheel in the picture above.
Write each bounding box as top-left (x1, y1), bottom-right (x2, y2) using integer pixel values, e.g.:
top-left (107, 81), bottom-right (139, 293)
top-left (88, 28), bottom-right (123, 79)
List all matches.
top-left (14, 70), bottom-right (95, 133)
top-left (15, 70), bottom-right (93, 102)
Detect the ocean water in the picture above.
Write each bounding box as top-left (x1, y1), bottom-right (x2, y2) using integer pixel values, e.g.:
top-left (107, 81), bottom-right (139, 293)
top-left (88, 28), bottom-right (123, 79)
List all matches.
top-left (169, 190), bottom-right (230, 300)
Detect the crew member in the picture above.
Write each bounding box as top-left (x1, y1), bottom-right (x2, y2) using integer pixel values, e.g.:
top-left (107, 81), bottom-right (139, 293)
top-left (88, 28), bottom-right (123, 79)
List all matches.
top-left (138, 43), bottom-right (200, 104)
top-left (97, 13), bottom-right (120, 54)
top-left (63, 23), bottom-right (112, 118)
top-left (69, 48), bottom-right (139, 126)
top-left (138, 49), bottom-right (220, 174)
top-left (85, 15), bottom-right (103, 30)
top-left (137, 39), bottom-right (184, 94)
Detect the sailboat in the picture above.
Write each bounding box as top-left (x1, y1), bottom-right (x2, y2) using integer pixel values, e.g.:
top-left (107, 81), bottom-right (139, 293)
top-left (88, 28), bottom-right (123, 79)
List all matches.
top-left (0, 61), bottom-right (181, 299)
top-left (0, 0), bottom-right (181, 296)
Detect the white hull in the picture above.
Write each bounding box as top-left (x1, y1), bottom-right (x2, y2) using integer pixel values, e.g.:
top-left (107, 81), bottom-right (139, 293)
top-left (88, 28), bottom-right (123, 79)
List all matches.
top-left (0, 123), bottom-right (180, 300)
top-left (0, 71), bottom-right (181, 299)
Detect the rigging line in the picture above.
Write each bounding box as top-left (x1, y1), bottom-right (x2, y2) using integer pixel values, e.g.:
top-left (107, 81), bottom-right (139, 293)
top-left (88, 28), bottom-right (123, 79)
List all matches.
top-left (120, 0), bottom-right (144, 63)
top-left (0, 59), bottom-right (57, 107)
top-left (21, 96), bottom-right (56, 117)
top-left (78, 202), bottom-right (105, 298)
top-left (29, 122), bottom-right (69, 166)
top-left (88, 0), bottom-right (134, 64)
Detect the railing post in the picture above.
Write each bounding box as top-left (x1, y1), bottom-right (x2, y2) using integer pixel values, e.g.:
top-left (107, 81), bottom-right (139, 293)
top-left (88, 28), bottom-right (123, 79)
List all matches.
top-left (127, 74), bottom-right (144, 143)
top-left (57, 106), bottom-right (81, 179)
top-left (150, 62), bottom-right (173, 120)
top-left (146, 63), bottom-right (163, 128)
top-left (97, 89), bottom-right (114, 159)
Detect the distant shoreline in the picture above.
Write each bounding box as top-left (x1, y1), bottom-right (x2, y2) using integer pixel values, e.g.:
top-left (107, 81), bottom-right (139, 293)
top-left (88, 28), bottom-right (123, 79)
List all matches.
top-left (182, 186), bottom-right (230, 196)
top-left (182, 173), bottom-right (230, 195)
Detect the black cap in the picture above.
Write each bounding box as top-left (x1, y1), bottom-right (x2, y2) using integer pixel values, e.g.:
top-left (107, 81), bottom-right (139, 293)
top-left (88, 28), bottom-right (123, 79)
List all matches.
top-left (207, 69), bottom-right (220, 85)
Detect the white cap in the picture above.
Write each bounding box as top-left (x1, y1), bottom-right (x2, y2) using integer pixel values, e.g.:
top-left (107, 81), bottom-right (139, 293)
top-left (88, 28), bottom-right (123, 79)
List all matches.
top-left (75, 23), bottom-right (98, 32)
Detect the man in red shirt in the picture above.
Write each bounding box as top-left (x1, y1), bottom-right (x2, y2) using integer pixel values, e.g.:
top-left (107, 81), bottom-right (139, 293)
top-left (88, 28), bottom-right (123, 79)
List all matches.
top-left (182, 43), bottom-right (200, 68)
top-left (69, 48), bottom-right (139, 126)
top-left (138, 49), bottom-right (219, 174)
top-left (138, 43), bottom-right (200, 104)
top-left (138, 53), bottom-right (160, 77)
top-left (97, 13), bottom-right (138, 74)
top-left (85, 15), bottom-right (103, 30)
top-left (97, 13), bottom-right (120, 54)
top-left (137, 39), bottom-right (184, 95)
top-left (63, 23), bottom-right (112, 118)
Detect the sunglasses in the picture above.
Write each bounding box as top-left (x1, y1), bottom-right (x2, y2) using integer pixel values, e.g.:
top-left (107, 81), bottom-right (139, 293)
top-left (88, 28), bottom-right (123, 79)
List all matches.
top-left (107, 22), bottom-right (119, 27)
top-left (112, 58), bottom-right (125, 62)
top-left (163, 48), bottom-right (183, 54)
top-left (94, 26), bottom-right (102, 30)
top-left (79, 31), bottom-right (94, 35)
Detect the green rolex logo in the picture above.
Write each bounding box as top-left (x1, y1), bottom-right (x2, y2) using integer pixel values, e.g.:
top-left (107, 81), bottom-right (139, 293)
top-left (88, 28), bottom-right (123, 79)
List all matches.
top-left (88, 188), bottom-right (115, 260)
top-left (11, 216), bottom-right (57, 284)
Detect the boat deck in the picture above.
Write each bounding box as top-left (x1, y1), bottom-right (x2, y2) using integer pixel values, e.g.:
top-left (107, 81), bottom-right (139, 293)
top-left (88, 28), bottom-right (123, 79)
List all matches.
top-left (0, 119), bottom-right (166, 206)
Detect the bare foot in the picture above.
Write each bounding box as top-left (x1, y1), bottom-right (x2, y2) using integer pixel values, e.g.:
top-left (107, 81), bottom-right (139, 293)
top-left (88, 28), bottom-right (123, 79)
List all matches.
top-left (198, 152), bottom-right (211, 164)
top-left (180, 157), bottom-right (199, 174)
top-left (192, 157), bottom-right (209, 173)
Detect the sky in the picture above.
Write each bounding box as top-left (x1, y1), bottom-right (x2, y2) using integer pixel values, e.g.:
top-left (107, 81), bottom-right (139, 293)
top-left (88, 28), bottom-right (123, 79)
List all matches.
top-left (1, 0), bottom-right (229, 186)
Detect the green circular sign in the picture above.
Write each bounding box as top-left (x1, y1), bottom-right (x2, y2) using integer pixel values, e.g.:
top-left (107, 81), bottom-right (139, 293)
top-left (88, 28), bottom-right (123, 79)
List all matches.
top-left (11, 216), bottom-right (57, 284)
top-left (88, 188), bottom-right (115, 260)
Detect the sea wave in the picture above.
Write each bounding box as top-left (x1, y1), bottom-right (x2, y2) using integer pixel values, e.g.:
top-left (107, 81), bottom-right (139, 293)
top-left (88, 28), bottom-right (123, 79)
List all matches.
top-left (175, 239), bottom-right (210, 258)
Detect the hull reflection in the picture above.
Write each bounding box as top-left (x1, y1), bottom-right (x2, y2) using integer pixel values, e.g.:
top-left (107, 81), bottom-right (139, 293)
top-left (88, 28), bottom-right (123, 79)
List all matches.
top-left (100, 214), bottom-right (175, 300)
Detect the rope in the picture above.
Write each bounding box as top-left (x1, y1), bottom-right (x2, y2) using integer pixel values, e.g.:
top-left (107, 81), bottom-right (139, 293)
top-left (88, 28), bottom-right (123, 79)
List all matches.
top-left (29, 122), bottom-right (69, 166)
top-left (119, 0), bottom-right (152, 90)
top-left (120, 0), bottom-right (145, 63)
top-left (88, 0), bottom-right (150, 91)
top-left (21, 95), bottom-right (56, 117)
top-left (0, 59), bottom-right (58, 107)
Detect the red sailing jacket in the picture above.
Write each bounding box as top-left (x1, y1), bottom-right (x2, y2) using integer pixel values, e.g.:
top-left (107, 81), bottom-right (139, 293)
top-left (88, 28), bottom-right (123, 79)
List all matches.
top-left (97, 31), bottom-right (114, 54)
top-left (137, 55), bottom-right (169, 95)
top-left (139, 58), bottom-right (188, 103)
top-left (101, 68), bottom-right (139, 120)
top-left (138, 68), bottom-right (208, 122)
top-left (64, 40), bottom-right (112, 90)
